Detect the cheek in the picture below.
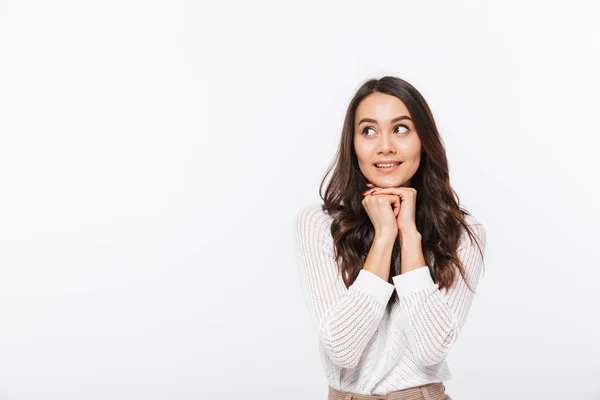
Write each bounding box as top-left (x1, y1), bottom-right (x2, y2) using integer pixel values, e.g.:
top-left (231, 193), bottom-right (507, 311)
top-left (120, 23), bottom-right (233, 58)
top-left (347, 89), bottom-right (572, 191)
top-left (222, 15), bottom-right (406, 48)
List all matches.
top-left (356, 156), bottom-right (370, 169)
top-left (398, 138), bottom-right (421, 155)
top-left (353, 144), bottom-right (370, 164)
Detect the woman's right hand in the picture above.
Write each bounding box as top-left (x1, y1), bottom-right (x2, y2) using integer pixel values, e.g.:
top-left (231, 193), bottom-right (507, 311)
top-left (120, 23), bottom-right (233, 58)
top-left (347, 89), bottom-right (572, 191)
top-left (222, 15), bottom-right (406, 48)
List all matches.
top-left (361, 191), bottom-right (400, 243)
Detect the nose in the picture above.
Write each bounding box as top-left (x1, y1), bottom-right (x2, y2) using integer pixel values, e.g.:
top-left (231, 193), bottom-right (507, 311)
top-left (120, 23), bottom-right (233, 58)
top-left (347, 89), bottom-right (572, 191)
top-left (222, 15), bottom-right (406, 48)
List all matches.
top-left (376, 133), bottom-right (396, 154)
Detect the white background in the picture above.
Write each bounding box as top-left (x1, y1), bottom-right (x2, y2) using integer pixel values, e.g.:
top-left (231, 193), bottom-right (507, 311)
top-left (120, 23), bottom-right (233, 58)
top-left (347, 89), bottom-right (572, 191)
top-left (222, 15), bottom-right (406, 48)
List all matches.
top-left (1, 0), bottom-right (599, 399)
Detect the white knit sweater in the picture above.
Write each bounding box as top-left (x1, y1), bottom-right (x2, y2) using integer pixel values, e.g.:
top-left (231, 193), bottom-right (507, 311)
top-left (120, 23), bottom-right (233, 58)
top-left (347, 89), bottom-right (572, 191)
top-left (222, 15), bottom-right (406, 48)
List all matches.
top-left (292, 203), bottom-right (486, 395)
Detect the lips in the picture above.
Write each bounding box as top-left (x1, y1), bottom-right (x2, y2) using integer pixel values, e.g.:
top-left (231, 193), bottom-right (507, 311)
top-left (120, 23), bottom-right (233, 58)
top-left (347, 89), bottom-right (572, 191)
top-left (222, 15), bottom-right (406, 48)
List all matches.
top-left (374, 161), bottom-right (402, 167)
top-left (373, 162), bottom-right (402, 173)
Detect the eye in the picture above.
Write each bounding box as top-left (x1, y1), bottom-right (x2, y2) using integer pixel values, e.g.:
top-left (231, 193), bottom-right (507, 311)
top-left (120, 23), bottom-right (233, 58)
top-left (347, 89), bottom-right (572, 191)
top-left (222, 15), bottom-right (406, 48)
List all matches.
top-left (360, 125), bottom-right (409, 136)
top-left (361, 126), bottom-right (376, 136)
top-left (394, 124), bottom-right (409, 134)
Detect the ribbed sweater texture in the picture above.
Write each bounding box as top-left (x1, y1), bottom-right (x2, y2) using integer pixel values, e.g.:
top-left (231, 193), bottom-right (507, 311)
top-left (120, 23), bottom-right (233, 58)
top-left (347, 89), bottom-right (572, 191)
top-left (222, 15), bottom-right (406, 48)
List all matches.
top-left (292, 203), bottom-right (486, 395)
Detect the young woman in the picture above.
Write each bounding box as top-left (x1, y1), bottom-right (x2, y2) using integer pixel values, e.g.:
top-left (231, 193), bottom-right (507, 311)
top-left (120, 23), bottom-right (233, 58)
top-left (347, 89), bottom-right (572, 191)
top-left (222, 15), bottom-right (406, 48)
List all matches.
top-left (293, 76), bottom-right (486, 400)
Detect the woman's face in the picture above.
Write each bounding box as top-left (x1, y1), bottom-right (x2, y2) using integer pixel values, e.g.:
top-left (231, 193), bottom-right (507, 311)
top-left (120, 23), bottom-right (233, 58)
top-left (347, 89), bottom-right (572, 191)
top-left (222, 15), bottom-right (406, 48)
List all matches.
top-left (353, 92), bottom-right (422, 188)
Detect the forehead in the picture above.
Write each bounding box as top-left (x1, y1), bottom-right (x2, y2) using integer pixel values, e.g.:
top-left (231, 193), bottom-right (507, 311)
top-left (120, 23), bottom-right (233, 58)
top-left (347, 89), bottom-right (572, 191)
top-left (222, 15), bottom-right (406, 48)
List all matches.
top-left (355, 92), bottom-right (410, 122)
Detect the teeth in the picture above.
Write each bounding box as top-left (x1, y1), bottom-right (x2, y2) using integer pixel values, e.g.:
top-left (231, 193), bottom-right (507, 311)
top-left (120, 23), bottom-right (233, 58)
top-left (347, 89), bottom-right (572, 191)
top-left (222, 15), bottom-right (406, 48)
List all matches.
top-left (375, 162), bottom-right (401, 168)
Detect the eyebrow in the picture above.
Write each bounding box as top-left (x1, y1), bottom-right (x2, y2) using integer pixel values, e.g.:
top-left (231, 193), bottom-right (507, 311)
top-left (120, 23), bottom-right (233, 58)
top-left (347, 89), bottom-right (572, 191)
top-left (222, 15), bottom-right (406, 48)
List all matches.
top-left (358, 115), bottom-right (413, 126)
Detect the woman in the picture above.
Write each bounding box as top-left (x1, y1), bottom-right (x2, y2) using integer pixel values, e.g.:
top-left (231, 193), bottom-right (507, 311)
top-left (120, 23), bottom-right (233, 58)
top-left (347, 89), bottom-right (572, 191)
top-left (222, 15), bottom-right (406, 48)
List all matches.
top-left (293, 76), bottom-right (486, 400)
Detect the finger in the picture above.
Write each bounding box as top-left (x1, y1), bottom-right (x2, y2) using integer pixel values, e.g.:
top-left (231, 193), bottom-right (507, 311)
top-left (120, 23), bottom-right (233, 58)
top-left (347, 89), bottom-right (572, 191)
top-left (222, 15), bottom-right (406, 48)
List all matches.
top-left (370, 187), bottom-right (401, 193)
top-left (366, 183), bottom-right (374, 187)
top-left (370, 187), bottom-right (406, 198)
top-left (375, 194), bottom-right (402, 205)
top-left (363, 187), bottom-right (381, 195)
top-left (392, 197), bottom-right (400, 217)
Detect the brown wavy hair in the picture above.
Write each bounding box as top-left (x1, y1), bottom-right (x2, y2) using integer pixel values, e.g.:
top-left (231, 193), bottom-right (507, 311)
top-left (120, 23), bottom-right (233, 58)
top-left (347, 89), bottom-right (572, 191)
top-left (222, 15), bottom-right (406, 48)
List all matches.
top-left (319, 76), bottom-right (485, 304)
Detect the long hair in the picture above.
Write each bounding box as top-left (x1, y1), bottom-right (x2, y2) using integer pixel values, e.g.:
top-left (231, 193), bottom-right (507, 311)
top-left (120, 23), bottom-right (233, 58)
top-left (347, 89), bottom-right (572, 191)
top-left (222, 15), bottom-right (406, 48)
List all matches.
top-left (319, 76), bottom-right (484, 304)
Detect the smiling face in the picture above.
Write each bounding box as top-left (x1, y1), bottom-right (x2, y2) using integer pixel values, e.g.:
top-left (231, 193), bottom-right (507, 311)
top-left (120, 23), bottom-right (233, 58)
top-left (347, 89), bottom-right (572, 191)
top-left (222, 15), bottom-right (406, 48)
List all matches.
top-left (353, 92), bottom-right (422, 188)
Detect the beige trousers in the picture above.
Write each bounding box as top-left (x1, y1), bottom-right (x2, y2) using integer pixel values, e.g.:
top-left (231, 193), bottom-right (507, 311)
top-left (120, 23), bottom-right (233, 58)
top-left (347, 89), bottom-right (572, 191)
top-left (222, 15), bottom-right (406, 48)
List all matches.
top-left (328, 382), bottom-right (452, 400)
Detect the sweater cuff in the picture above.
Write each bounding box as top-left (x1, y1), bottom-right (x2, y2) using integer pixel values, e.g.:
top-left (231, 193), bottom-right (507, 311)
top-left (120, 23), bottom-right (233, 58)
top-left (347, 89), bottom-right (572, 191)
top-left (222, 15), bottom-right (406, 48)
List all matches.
top-left (392, 266), bottom-right (435, 297)
top-left (351, 269), bottom-right (395, 306)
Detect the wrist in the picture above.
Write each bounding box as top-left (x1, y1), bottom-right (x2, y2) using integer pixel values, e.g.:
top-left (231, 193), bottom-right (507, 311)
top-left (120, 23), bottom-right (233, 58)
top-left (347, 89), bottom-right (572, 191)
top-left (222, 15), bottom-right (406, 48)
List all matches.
top-left (399, 229), bottom-right (421, 243)
top-left (373, 234), bottom-right (397, 249)
top-left (399, 230), bottom-right (425, 274)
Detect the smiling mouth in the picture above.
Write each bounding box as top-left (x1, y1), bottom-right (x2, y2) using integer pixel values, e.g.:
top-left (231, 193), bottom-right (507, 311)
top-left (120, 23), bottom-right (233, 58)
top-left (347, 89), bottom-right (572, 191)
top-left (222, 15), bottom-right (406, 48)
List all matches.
top-left (374, 162), bottom-right (402, 168)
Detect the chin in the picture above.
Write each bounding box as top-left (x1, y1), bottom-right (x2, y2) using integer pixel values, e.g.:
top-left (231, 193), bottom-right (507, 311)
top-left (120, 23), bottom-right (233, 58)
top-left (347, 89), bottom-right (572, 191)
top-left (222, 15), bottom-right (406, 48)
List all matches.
top-left (374, 180), bottom-right (406, 188)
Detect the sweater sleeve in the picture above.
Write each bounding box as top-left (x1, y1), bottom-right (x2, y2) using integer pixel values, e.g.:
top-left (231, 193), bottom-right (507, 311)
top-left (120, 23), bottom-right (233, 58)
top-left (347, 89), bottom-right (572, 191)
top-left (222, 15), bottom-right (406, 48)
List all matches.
top-left (391, 222), bottom-right (486, 366)
top-left (293, 205), bottom-right (396, 369)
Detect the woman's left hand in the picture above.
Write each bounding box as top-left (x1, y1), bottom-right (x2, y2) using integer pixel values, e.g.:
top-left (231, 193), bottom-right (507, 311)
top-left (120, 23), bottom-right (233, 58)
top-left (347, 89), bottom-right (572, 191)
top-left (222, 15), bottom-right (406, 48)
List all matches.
top-left (364, 183), bottom-right (419, 234)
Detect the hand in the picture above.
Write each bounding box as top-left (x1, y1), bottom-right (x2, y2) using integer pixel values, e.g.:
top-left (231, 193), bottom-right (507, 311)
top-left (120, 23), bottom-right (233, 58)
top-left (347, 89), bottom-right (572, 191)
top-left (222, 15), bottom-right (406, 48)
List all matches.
top-left (361, 187), bottom-right (400, 243)
top-left (364, 183), bottom-right (418, 234)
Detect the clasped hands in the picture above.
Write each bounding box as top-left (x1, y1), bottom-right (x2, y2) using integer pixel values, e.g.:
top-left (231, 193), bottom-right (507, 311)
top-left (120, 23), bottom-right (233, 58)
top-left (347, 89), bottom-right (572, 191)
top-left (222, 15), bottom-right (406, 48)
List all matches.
top-left (362, 182), bottom-right (419, 236)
